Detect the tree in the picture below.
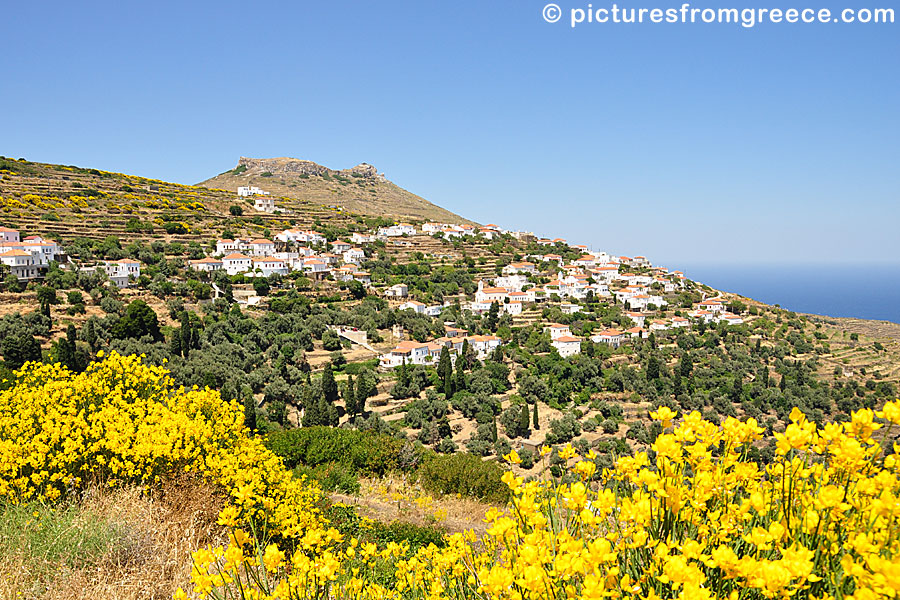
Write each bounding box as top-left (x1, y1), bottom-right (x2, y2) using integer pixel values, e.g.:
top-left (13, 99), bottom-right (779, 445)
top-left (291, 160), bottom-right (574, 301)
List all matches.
top-left (253, 278), bottom-right (270, 297)
top-left (646, 356), bottom-right (661, 380)
top-left (485, 302), bottom-right (500, 332)
top-left (36, 286), bottom-right (58, 306)
top-left (347, 280), bottom-right (366, 299)
top-left (344, 375), bottom-right (357, 416)
top-left (243, 395), bottom-right (257, 432)
top-left (438, 347), bottom-right (453, 397)
top-left (229, 204), bottom-right (244, 216)
top-left (1, 330), bottom-right (42, 370)
top-left (322, 362), bottom-right (339, 405)
top-left (533, 401), bottom-right (539, 430)
top-left (518, 404), bottom-right (530, 437)
top-left (322, 329), bottom-right (342, 351)
top-left (112, 300), bottom-right (161, 341)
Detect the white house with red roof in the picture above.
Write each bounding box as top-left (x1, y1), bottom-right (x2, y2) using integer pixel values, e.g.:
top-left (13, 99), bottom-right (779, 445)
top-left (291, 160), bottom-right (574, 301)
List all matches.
top-left (592, 329), bottom-right (626, 348)
top-left (189, 257), bottom-right (223, 272)
top-left (544, 323), bottom-right (571, 340)
top-left (0, 227), bottom-right (19, 243)
top-left (475, 281), bottom-right (508, 304)
top-left (552, 335), bottom-right (582, 358)
top-left (251, 257), bottom-right (288, 277)
top-left (223, 253), bottom-right (252, 275)
top-left (0, 249), bottom-right (39, 280)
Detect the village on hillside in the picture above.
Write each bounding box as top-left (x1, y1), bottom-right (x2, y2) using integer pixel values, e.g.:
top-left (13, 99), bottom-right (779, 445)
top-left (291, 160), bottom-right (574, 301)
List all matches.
top-left (1, 185), bottom-right (749, 373)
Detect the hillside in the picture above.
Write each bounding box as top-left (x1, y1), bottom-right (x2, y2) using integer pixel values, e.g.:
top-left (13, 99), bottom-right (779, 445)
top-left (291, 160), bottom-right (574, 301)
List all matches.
top-left (199, 157), bottom-right (475, 225)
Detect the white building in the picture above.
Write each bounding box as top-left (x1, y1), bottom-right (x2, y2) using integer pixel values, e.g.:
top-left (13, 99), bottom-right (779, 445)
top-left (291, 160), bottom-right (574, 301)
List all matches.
top-left (399, 300), bottom-right (428, 314)
top-left (223, 253), bottom-right (252, 275)
top-left (385, 283), bottom-right (409, 298)
top-left (542, 323), bottom-right (570, 340)
top-left (0, 249), bottom-right (40, 280)
top-left (254, 195), bottom-right (276, 213)
top-left (102, 259), bottom-right (141, 288)
top-left (592, 329), bottom-right (625, 348)
top-left (475, 281), bottom-right (508, 304)
top-left (377, 223), bottom-right (416, 237)
top-left (343, 248), bottom-right (365, 264)
top-left (552, 335), bottom-right (582, 358)
top-left (251, 257), bottom-right (288, 277)
top-left (189, 257), bottom-right (224, 272)
top-left (0, 227), bottom-right (20, 243)
top-left (238, 186), bottom-right (269, 197)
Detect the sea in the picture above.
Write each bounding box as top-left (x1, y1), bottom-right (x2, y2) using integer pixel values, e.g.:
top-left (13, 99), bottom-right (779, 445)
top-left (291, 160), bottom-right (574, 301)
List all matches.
top-left (677, 263), bottom-right (900, 325)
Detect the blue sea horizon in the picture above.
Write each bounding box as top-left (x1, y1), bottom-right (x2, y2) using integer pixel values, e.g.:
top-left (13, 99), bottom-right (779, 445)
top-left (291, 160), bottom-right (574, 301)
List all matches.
top-left (676, 263), bottom-right (900, 325)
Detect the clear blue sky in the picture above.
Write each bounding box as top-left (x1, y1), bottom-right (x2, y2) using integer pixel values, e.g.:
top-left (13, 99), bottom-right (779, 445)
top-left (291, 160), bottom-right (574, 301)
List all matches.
top-left (3, 0), bottom-right (898, 267)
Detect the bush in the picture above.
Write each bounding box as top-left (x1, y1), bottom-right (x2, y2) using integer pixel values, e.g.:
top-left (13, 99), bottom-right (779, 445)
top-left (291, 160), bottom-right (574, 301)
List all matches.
top-left (417, 453), bottom-right (509, 503)
top-left (265, 427), bottom-right (412, 478)
top-left (229, 205), bottom-right (244, 216)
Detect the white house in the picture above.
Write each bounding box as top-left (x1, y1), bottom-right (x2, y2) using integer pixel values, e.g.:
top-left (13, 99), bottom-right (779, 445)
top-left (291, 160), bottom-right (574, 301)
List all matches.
top-left (102, 259), bottom-right (141, 288)
top-left (552, 335), bottom-right (582, 358)
top-left (223, 253), bottom-right (252, 275)
top-left (544, 323), bottom-right (571, 340)
top-left (350, 232), bottom-right (376, 244)
top-left (248, 239), bottom-right (275, 256)
top-left (343, 248), bottom-right (365, 264)
top-left (251, 257), bottom-right (288, 277)
top-left (502, 262), bottom-right (536, 275)
top-left (302, 258), bottom-right (329, 274)
top-left (503, 301), bottom-right (523, 316)
top-left (377, 223), bottom-right (416, 237)
top-left (216, 239), bottom-right (241, 255)
top-left (592, 329), bottom-right (625, 348)
top-left (254, 196), bottom-right (276, 213)
top-left (0, 227), bottom-right (20, 243)
top-left (379, 341), bottom-right (439, 369)
top-left (0, 249), bottom-right (39, 280)
top-left (495, 274), bottom-right (529, 291)
top-left (331, 240), bottom-right (352, 253)
top-left (399, 300), bottom-right (428, 314)
top-left (189, 257), bottom-right (223, 272)
top-left (238, 186), bottom-right (269, 197)
top-left (275, 229), bottom-right (325, 245)
top-left (384, 283), bottom-right (408, 298)
top-left (475, 281), bottom-right (508, 304)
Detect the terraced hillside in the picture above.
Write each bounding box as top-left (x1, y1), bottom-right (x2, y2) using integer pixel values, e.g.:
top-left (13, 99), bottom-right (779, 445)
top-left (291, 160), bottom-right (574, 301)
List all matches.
top-left (0, 157), bottom-right (457, 245)
top-left (199, 157), bottom-right (475, 225)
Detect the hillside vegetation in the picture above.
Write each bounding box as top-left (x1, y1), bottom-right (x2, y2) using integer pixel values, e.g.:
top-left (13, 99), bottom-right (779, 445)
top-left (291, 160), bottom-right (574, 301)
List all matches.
top-left (199, 157), bottom-right (474, 225)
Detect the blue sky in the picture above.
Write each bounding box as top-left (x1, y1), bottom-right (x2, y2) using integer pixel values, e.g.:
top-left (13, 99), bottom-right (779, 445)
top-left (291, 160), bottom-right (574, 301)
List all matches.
top-left (3, 0), bottom-right (898, 267)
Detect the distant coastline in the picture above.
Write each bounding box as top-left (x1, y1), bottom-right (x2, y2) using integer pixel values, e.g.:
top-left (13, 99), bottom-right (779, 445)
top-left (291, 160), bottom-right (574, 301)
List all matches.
top-left (679, 263), bottom-right (900, 325)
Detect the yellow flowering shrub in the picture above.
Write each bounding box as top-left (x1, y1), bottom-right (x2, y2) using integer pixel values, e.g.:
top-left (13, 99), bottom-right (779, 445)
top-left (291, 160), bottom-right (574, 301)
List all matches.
top-left (0, 352), bottom-right (321, 538)
top-left (184, 403), bottom-right (900, 600)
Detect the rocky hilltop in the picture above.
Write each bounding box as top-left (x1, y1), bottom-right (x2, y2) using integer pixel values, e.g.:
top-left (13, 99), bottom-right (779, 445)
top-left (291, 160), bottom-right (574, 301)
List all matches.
top-left (199, 157), bottom-right (473, 225)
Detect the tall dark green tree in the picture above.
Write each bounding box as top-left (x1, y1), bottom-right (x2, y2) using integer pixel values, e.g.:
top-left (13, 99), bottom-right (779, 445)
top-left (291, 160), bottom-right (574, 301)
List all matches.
top-left (518, 404), bottom-right (530, 437)
top-left (344, 374), bottom-right (357, 416)
top-left (438, 347), bottom-right (453, 396)
top-left (533, 401), bottom-right (539, 430)
top-left (243, 395), bottom-right (257, 432)
top-left (322, 362), bottom-right (339, 405)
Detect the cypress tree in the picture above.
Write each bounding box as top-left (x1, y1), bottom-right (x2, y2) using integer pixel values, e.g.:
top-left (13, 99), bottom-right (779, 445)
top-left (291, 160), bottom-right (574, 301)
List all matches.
top-left (322, 362), bottom-right (339, 405)
top-left (355, 374), bottom-right (371, 416)
top-left (533, 401), bottom-right (539, 430)
top-left (518, 404), bottom-right (530, 436)
top-left (438, 347), bottom-right (452, 396)
top-left (344, 374), bottom-right (357, 416)
top-left (243, 395), bottom-right (257, 432)
top-left (454, 359), bottom-right (466, 393)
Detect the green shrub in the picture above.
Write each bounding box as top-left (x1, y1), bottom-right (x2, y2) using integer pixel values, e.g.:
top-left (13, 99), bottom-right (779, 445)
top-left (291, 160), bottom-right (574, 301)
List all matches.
top-left (293, 463), bottom-right (360, 494)
top-left (265, 427), bottom-right (414, 478)
top-left (417, 453), bottom-right (509, 503)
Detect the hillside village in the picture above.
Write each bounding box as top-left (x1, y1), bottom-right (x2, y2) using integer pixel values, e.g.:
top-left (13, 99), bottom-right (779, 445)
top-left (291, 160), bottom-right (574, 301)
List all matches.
top-left (1, 157), bottom-right (897, 469)
top-left (1, 184), bottom-right (749, 373)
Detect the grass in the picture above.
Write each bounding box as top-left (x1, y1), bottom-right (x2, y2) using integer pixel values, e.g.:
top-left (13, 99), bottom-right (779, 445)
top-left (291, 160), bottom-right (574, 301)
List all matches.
top-left (0, 478), bottom-right (225, 600)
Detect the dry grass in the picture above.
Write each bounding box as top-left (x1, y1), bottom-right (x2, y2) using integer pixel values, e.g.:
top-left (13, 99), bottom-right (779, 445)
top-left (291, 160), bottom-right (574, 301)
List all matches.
top-left (0, 477), bottom-right (226, 600)
top-left (330, 475), bottom-right (494, 537)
